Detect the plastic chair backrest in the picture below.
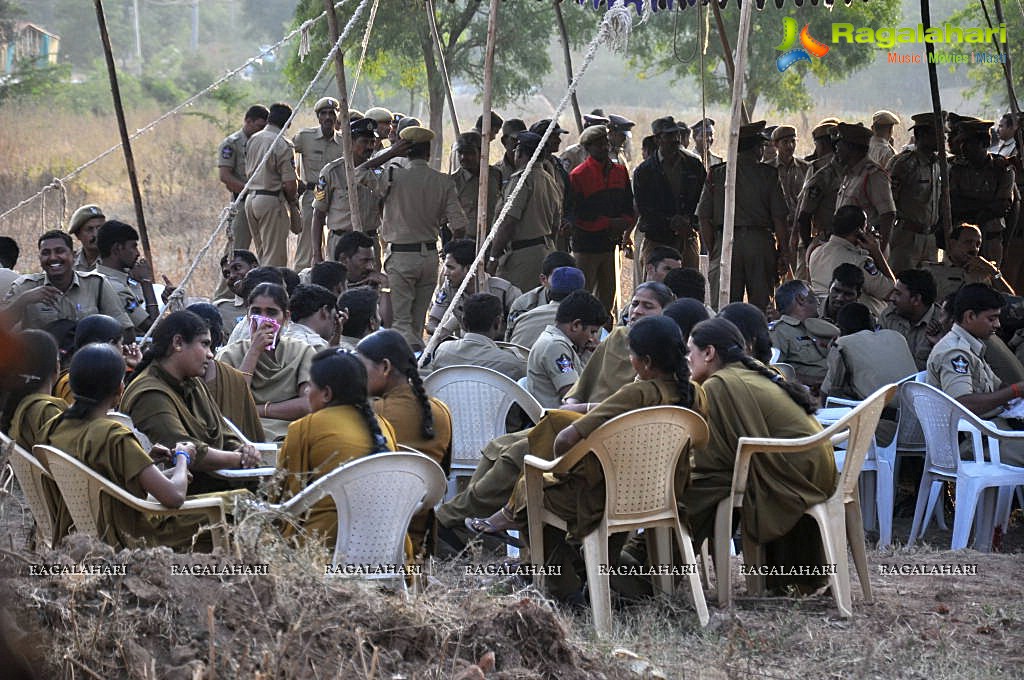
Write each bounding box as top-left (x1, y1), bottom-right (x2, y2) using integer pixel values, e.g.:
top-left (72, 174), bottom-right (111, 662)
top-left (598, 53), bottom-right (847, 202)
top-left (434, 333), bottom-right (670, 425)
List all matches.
top-left (832, 384), bottom-right (898, 500)
top-left (34, 445), bottom-right (101, 535)
top-left (424, 366), bottom-right (543, 468)
top-left (772, 362), bottom-right (797, 383)
top-left (2, 433), bottom-right (56, 546)
top-left (276, 451), bottom-right (446, 568)
top-left (586, 406), bottom-right (709, 524)
top-left (902, 382), bottom-right (969, 475)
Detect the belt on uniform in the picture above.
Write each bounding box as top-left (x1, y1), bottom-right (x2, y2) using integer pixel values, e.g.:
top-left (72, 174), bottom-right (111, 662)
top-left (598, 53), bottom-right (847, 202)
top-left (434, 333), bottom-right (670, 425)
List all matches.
top-left (390, 241), bottom-right (437, 252)
top-left (510, 236), bottom-right (547, 250)
top-left (252, 190), bottom-right (281, 197)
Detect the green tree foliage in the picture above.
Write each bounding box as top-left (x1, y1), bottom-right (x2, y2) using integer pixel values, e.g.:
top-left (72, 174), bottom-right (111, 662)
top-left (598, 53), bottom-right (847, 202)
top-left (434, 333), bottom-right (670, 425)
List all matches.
top-left (285, 0), bottom-right (598, 154)
top-left (949, 2), bottom-right (1021, 109)
top-left (626, 1), bottom-right (901, 117)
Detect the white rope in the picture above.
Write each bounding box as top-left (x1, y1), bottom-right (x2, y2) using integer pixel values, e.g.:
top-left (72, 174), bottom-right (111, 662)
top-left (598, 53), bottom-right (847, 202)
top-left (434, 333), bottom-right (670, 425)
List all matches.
top-left (141, 0), bottom-right (374, 344)
top-left (0, 0), bottom-right (354, 227)
top-left (419, 0), bottom-right (640, 366)
top-left (348, 0), bottom-right (381, 100)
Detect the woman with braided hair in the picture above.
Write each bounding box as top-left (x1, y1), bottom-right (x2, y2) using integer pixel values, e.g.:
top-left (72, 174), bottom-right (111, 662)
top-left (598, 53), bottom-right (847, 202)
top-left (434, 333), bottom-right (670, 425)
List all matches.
top-left (683, 317), bottom-right (836, 593)
top-left (357, 329), bottom-right (453, 554)
top-left (274, 348), bottom-right (396, 548)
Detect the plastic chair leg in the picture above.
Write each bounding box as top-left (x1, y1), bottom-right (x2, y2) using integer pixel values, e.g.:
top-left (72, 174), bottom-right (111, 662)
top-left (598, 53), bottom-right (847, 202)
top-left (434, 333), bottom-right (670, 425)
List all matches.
top-left (649, 527), bottom-right (674, 596)
top-left (699, 539), bottom-right (712, 584)
top-left (845, 499), bottom-right (873, 602)
top-left (971, 486), bottom-right (998, 552)
top-left (907, 472), bottom-right (937, 546)
top-left (713, 499), bottom-right (734, 607)
top-left (807, 503), bottom-right (852, 617)
top-left (524, 469), bottom-right (548, 591)
top-left (675, 524), bottom-right (710, 627)
top-left (875, 460), bottom-right (895, 548)
top-left (582, 526), bottom-right (613, 637)
top-left (951, 479), bottom-right (982, 551)
top-left (996, 486), bottom-right (1018, 533)
top-left (740, 532), bottom-right (766, 596)
top-left (860, 469), bottom-right (877, 532)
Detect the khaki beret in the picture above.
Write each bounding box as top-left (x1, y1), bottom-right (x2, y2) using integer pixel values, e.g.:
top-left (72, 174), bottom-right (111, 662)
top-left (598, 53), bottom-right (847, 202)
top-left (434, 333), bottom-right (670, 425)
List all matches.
top-left (872, 110), bottom-right (900, 126)
top-left (579, 125), bottom-right (608, 146)
top-left (399, 125), bottom-right (435, 144)
top-left (812, 122), bottom-right (837, 139)
top-left (314, 97), bottom-right (339, 113)
top-left (835, 122), bottom-right (873, 147)
top-left (738, 120), bottom-right (767, 140)
top-left (816, 117), bottom-right (841, 126)
top-left (771, 125), bottom-right (797, 142)
top-left (364, 106), bottom-right (394, 124)
top-left (68, 204), bottom-right (105, 235)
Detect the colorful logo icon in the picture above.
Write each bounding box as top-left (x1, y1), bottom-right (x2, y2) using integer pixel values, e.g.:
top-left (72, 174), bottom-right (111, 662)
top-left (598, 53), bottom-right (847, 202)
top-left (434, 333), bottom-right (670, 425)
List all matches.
top-left (775, 17), bottom-right (830, 72)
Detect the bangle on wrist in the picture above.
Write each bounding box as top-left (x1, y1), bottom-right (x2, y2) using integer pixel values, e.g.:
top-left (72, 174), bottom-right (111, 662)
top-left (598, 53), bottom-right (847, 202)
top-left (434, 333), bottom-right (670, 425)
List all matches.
top-left (263, 402), bottom-right (271, 417)
top-left (173, 449), bottom-right (192, 466)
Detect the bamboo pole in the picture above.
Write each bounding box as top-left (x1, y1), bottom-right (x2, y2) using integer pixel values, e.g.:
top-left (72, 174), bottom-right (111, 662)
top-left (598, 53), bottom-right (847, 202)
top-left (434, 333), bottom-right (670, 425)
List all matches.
top-left (93, 0), bottom-right (159, 319)
top-left (554, 0), bottom-right (584, 134)
top-left (476, 0), bottom-right (500, 283)
top-left (717, 0), bottom-right (755, 309)
top-left (710, 1), bottom-right (750, 125)
top-left (323, 0), bottom-right (363, 234)
top-left (427, 0), bottom-right (461, 138)
top-left (919, 0), bottom-right (951, 241)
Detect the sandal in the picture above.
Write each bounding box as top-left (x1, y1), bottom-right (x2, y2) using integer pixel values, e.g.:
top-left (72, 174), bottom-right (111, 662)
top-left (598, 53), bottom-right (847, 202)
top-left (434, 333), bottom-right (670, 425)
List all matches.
top-left (464, 517), bottom-right (525, 549)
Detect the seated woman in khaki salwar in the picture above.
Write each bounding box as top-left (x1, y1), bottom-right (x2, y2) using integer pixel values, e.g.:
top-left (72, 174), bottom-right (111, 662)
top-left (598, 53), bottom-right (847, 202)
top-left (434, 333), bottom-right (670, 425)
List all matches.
top-left (467, 316), bottom-right (707, 600)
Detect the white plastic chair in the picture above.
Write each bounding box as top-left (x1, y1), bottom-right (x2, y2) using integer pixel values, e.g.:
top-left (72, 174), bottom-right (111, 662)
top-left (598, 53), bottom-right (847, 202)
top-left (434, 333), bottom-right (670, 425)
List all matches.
top-left (2, 433), bottom-right (56, 550)
top-left (714, 383), bottom-right (897, 617)
top-left (524, 406), bottom-right (711, 635)
top-left (903, 382), bottom-right (1024, 551)
top-left (106, 411), bottom-right (152, 450)
top-left (424, 365), bottom-right (543, 498)
top-left (215, 416), bottom-right (278, 478)
top-left (36, 444), bottom-right (230, 551)
top-left (265, 451), bottom-right (446, 591)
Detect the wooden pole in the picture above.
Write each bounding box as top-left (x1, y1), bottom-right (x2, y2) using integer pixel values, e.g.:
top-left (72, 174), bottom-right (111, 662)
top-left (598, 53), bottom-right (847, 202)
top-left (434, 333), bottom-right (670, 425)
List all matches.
top-left (323, 0), bottom-right (363, 234)
top-left (710, 1), bottom-right (750, 125)
top-left (476, 0), bottom-right (500, 283)
top-left (427, 0), bottom-right (461, 138)
top-left (919, 0), bottom-right (951, 241)
top-left (94, 0), bottom-right (159, 319)
top-left (554, 0), bottom-right (584, 134)
top-left (718, 0), bottom-right (755, 309)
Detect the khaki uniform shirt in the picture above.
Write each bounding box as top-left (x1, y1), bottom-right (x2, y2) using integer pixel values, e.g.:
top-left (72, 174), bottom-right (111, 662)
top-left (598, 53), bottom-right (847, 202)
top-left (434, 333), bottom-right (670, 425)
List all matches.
top-left (94, 264), bottom-right (149, 331)
top-left (868, 135), bottom-right (896, 169)
top-left (425, 275), bottom-right (522, 339)
top-left (821, 329), bottom-right (917, 399)
top-left (312, 157), bottom-right (381, 234)
top-left (0, 267), bottom-right (18, 294)
top-left (560, 144), bottom-right (588, 173)
top-left (217, 128), bottom-right (249, 192)
top-left (528, 324), bottom-right (581, 409)
top-left (430, 332), bottom-right (527, 380)
top-left (697, 152), bottom-right (787, 228)
top-left (493, 157), bottom-right (517, 188)
top-left (797, 157), bottom-right (844, 237)
top-left (888, 148), bottom-right (941, 228)
top-left (922, 259), bottom-right (993, 303)
top-left (4, 270), bottom-right (132, 331)
top-left (767, 155), bottom-right (811, 222)
top-left (507, 300), bottom-right (558, 348)
top-left (808, 235), bottom-right (894, 316)
top-left (213, 296), bottom-right (247, 338)
top-left (507, 285), bottom-right (549, 328)
top-left (879, 303), bottom-right (942, 371)
top-left (769, 315), bottom-right (839, 386)
top-left (836, 156), bottom-right (896, 226)
top-left (292, 127), bottom-right (343, 188)
top-left (927, 323), bottom-right (1001, 416)
top-left (451, 166), bottom-right (501, 233)
top-left (949, 154), bottom-right (1014, 235)
top-left (245, 124), bottom-right (297, 192)
top-left (357, 158), bottom-right (468, 244)
top-left (73, 250), bottom-right (97, 273)
top-left (500, 166), bottom-right (562, 243)
top-left (282, 321), bottom-right (328, 351)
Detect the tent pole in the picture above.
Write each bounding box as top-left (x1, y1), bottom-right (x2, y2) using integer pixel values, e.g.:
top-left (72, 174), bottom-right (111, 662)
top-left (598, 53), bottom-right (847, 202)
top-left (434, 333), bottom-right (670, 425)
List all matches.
top-left (710, 1), bottom-right (750, 125)
top-left (476, 0), bottom-right (500, 282)
top-left (323, 0), bottom-right (363, 234)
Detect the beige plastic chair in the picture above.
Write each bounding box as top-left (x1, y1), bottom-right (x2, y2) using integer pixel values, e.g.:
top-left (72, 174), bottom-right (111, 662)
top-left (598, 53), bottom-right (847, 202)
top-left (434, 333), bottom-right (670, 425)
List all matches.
top-left (523, 406), bottom-right (711, 635)
top-left (263, 451), bottom-right (446, 591)
top-left (214, 416), bottom-right (278, 478)
top-left (424, 365), bottom-right (544, 498)
top-left (2, 433), bottom-right (56, 550)
top-left (713, 383), bottom-right (897, 617)
top-left (35, 444), bottom-right (230, 552)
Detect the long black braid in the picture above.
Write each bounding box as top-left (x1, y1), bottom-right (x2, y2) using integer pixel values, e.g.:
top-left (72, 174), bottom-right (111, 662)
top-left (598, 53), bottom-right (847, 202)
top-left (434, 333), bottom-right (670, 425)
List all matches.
top-left (628, 316), bottom-right (696, 408)
top-left (356, 330), bottom-right (434, 440)
top-left (309, 348), bottom-right (389, 454)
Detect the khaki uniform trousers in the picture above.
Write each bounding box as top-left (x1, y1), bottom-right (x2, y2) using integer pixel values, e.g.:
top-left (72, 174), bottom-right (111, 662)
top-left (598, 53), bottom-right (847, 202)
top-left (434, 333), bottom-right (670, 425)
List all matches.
top-left (573, 250), bottom-right (617, 314)
top-left (639, 231), bottom-right (701, 274)
top-left (497, 241), bottom-right (552, 293)
top-left (385, 246), bottom-right (438, 349)
top-left (888, 225), bottom-right (937, 274)
top-left (708, 226), bottom-right (775, 311)
top-left (245, 194), bottom-right (291, 267)
top-left (294, 192), bottom-right (318, 271)
top-left (435, 430), bottom-right (530, 528)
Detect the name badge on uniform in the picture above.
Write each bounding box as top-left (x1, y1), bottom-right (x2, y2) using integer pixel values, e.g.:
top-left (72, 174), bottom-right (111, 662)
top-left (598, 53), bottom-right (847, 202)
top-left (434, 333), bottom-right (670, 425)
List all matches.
top-left (555, 353), bottom-right (574, 374)
top-left (951, 356), bottom-right (969, 375)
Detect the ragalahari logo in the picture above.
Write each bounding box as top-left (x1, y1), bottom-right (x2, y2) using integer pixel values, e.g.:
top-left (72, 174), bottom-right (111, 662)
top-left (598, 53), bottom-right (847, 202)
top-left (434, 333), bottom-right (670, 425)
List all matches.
top-left (776, 17), bottom-right (830, 72)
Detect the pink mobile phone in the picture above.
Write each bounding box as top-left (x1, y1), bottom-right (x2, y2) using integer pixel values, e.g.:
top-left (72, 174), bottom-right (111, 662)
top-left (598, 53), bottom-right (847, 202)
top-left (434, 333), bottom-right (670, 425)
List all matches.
top-left (250, 315), bottom-right (281, 350)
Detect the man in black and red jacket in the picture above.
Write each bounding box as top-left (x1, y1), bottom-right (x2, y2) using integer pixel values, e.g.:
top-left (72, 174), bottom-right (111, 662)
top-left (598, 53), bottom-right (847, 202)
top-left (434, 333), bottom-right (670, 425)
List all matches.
top-left (569, 125), bottom-right (635, 314)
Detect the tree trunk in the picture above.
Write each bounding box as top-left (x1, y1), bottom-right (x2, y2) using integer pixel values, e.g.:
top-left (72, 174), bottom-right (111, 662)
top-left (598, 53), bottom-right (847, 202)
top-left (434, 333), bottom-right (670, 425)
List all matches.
top-left (419, 23), bottom-right (445, 170)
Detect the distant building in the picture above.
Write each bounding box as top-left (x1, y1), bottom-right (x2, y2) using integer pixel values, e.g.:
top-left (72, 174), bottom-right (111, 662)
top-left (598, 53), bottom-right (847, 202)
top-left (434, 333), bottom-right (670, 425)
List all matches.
top-left (1, 22), bottom-right (60, 75)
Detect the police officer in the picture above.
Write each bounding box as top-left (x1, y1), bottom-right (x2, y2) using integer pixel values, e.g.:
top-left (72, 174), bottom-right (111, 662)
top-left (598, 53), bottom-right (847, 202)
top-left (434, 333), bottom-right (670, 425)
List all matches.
top-left (868, 110), bottom-right (900, 169)
top-left (769, 279), bottom-right (840, 393)
top-left (311, 117), bottom-right (381, 265)
top-left (1, 230), bottom-right (132, 334)
top-left (363, 106), bottom-right (394, 151)
top-left (217, 105), bottom-right (268, 257)
top-left (834, 122), bottom-right (897, 250)
top-left (607, 114), bottom-right (636, 167)
top-left (530, 119), bottom-right (572, 252)
top-left (692, 118), bottom-right (722, 166)
top-left (292, 97), bottom-right (344, 270)
top-left (923, 223), bottom-right (1015, 301)
top-left (94, 220), bottom-right (154, 333)
top-left (67, 204), bottom-right (105, 272)
top-left (766, 125), bottom-right (810, 244)
top-left (451, 131), bottom-right (502, 235)
top-left (794, 122), bottom-right (840, 277)
top-left (888, 112), bottom-right (943, 273)
top-left (244, 102), bottom-right (299, 268)
top-left (697, 120), bottom-right (788, 310)
top-left (950, 119), bottom-right (1014, 263)
top-left (494, 119), bottom-right (527, 187)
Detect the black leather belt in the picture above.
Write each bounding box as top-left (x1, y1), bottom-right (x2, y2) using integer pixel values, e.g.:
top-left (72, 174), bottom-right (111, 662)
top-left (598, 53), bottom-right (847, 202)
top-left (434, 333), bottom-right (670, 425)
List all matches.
top-left (511, 236), bottom-right (547, 250)
top-left (391, 241), bottom-right (437, 252)
top-left (253, 190), bottom-right (281, 197)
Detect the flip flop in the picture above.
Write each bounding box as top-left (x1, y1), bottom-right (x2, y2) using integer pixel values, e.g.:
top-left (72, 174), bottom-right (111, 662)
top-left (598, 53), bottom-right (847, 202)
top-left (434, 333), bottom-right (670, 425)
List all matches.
top-left (464, 517), bottom-right (525, 549)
